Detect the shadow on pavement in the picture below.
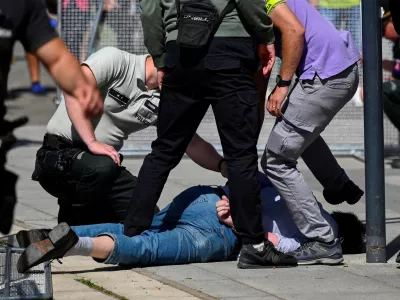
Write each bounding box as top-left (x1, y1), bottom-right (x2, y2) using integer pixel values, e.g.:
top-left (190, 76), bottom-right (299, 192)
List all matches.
top-left (12, 139), bottom-right (43, 148)
top-left (6, 87), bottom-right (57, 100)
top-left (386, 234), bottom-right (400, 261)
top-left (51, 265), bottom-right (123, 275)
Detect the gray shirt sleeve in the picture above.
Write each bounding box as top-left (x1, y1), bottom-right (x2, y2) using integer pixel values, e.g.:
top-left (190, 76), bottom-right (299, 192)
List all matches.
top-left (82, 47), bottom-right (130, 88)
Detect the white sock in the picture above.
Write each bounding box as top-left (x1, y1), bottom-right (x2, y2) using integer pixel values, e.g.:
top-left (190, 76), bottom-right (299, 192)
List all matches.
top-left (252, 241), bottom-right (264, 252)
top-left (64, 237), bottom-right (94, 257)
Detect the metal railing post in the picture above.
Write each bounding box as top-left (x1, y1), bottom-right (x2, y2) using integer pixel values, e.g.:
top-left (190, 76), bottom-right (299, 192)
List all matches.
top-left (362, 0), bottom-right (386, 263)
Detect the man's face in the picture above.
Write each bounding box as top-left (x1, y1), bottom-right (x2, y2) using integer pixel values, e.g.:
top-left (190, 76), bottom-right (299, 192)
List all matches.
top-left (383, 18), bottom-right (399, 41)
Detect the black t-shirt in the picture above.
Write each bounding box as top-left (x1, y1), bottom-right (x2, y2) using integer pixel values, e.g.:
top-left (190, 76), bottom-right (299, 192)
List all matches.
top-left (0, 0), bottom-right (58, 119)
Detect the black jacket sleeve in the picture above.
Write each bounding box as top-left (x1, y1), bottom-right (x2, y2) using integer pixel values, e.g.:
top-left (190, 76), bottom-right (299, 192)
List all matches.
top-left (390, 0), bottom-right (400, 34)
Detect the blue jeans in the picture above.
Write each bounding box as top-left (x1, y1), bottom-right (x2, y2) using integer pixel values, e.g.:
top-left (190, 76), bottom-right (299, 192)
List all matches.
top-left (319, 6), bottom-right (362, 51)
top-left (72, 186), bottom-right (238, 266)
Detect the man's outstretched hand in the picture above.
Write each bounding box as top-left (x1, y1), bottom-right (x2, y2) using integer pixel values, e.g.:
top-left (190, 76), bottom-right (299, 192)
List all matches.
top-left (216, 196), bottom-right (234, 228)
top-left (258, 44), bottom-right (276, 77)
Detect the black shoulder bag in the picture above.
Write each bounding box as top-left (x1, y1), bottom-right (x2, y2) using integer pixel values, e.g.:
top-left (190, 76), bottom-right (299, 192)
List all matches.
top-left (175, 0), bottom-right (235, 49)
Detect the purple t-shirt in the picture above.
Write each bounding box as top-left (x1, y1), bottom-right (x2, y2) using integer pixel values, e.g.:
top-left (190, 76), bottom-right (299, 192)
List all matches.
top-left (275, 0), bottom-right (361, 80)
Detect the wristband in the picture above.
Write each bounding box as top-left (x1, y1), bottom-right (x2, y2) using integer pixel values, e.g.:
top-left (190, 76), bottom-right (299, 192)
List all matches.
top-left (265, 0), bottom-right (287, 15)
top-left (218, 158), bottom-right (225, 171)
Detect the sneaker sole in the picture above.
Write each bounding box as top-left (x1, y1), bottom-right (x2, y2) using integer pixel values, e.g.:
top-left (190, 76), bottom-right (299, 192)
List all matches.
top-left (237, 262), bottom-right (297, 269)
top-left (297, 256), bottom-right (344, 266)
top-left (237, 258), bottom-right (297, 269)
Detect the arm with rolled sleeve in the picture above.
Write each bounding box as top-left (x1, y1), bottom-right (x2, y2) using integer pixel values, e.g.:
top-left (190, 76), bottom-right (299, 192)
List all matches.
top-left (235, 0), bottom-right (275, 44)
top-left (140, 0), bottom-right (166, 68)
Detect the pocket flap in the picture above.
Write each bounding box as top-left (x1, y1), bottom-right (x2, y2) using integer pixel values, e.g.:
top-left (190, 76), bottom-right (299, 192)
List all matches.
top-left (237, 90), bottom-right (260, 106)
top-left (282, 114), bottom-right (315, 133)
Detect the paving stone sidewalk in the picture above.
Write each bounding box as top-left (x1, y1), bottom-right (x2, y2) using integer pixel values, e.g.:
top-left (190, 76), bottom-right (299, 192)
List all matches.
top-left (3, 42), bottom-right (400, 300)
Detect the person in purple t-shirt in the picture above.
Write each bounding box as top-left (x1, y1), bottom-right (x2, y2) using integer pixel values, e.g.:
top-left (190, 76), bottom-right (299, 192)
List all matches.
top-left (260, 0), bottom-right (362, 265)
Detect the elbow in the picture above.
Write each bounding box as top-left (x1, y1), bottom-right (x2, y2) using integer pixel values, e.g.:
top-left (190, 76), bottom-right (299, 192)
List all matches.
top-left (294, 24), bottom-right (305, 41)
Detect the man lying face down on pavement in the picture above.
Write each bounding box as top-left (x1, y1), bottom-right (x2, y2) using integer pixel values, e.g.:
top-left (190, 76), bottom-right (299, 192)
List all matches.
top-left (13, 172), bottom-right (365, 273)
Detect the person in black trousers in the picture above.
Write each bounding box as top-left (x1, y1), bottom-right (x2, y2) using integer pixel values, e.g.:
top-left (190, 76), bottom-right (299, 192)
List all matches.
top-left (124, 0), bottom-right (297, 269)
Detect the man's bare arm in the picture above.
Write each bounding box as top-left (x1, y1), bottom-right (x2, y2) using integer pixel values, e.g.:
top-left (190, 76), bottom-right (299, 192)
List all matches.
top-left (63, 65), bottom-right (97, 146)
top-left (35, 38), bottom-right (103, 118)
top-left (186, 134), bottom-right (227, 178)
top-left (63, 65), bottom-right (120, 165)
top-left (270, 3), bottom-right (304, 81)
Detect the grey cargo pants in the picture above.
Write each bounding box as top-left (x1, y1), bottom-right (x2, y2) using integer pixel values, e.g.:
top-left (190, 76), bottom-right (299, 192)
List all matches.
top-left (261, 64), bottom-right (359, 243)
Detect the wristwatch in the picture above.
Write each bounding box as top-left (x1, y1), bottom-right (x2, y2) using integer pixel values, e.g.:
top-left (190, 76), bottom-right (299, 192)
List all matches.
top-left (276, 75), bottom-right (292, 87)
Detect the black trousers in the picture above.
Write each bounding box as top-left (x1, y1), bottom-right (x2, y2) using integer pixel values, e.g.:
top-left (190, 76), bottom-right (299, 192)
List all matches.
top-left (383, 80), bottom-right (400, 132)
top-left (35, 136), bottom-right (136, 225)
top-left (124, 38), bottom-right (264, 244)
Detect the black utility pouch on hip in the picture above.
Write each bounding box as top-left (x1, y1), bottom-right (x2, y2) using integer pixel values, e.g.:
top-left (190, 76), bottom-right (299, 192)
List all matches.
top-left (176, 0), bottom-right (235, 49)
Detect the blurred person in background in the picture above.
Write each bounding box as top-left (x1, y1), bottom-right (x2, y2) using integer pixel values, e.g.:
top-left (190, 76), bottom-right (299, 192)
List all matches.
top-left (61, 0), bottom-right (92, 61)
top-left (0, 0), bottom-right (102, 234)
top-left (360, 2), bottom-right (400, 169)
top-left (101, 0), bottom-right (137, 53)
top-left (25, 52), bottom-right (48, 95)
top-left (382, 4), bottom-right (400, 169)
top-left (310, 0), bottom-right (362, 51)
top-left (388, 0), bottom-right (400, 265)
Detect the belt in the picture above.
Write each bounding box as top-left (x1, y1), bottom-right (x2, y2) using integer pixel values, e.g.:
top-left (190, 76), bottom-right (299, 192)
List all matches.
top-left (43, 134), bottom-right (85, 151)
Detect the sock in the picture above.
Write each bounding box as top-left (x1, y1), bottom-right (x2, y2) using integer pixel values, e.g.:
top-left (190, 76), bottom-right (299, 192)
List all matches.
top-left (64, 237), bottom-right (94, 257)
top-left (252, 241), bottom-right (264, 251)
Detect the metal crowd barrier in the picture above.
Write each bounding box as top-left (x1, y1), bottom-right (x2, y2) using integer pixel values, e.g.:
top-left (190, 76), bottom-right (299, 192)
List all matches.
top-left (57, 0), bottom-right (400, 158)
top-left (0, 245), bottom-right (52, 300)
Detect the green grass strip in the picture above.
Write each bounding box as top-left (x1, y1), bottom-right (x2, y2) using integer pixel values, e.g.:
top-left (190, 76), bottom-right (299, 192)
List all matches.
top-left (75, 278), bottom-right (129, 300)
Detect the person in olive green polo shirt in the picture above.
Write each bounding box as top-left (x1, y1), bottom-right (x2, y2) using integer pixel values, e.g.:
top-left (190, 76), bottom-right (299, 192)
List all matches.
top-left (310, 0), bottom-right (361, 50)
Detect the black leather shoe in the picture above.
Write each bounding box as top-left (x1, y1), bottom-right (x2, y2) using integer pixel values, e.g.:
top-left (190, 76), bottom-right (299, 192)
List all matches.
top-left (0, 228), bottom-right (51, 248)
top-left (237, 240), bottom-right (297, 269)
top-left (391, 158), bottom-right (400, 169)
top-left (16, 229), bottom-right (52, 248)
top-left (396, 252), bottom-right (400, 263)
top-left (17, 223), bottom-right (78, 273)
top-left (323, 180), bottom-right (364, 205)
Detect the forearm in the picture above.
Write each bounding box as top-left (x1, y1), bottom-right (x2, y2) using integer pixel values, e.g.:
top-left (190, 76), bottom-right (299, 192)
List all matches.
top-left (279, 30), bottom-right (304, 81)
top-left (235, 0), bottom-right (275, 44)
top-left (186, 134), bottom-right (223, 173)
top-left (64, 94), bottom-right (96, 146)
top-left (268, 3), bottom-right (304, 81)
top-left (140, 0), bottom-right (166, 68)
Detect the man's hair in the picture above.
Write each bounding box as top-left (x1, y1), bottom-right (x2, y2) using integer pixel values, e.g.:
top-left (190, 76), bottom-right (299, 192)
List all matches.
top-left (330, 211), bottom-right (366, 254)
